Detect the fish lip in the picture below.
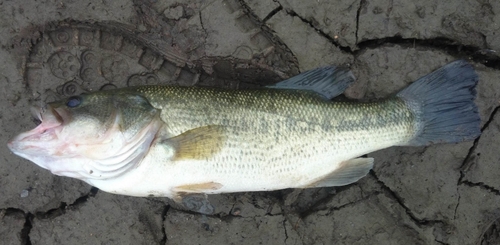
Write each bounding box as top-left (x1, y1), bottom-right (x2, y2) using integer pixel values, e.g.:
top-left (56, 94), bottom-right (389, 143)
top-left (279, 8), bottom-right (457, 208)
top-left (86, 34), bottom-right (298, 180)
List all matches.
top-left (8, 104), bottom-right (66, 153)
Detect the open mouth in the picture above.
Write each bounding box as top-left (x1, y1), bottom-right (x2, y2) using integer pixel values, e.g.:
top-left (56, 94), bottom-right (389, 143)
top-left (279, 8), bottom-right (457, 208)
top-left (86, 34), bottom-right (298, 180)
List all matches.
top-left (33, 104), bottom-right (66, 129)
top-left (7, 104), bottom-right (66, 153)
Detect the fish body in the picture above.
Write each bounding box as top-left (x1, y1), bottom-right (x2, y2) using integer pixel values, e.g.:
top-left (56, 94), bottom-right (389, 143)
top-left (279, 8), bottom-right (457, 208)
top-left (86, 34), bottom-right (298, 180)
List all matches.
top-left (8, 61), bottom-right (480, 201)
top-left (89, 87), bottom-right (412, 197)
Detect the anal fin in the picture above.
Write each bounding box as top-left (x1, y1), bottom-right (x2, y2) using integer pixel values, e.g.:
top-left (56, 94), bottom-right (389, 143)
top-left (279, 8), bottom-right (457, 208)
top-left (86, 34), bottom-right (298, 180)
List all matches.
top-left (306, 158), bottom-right (374, 188)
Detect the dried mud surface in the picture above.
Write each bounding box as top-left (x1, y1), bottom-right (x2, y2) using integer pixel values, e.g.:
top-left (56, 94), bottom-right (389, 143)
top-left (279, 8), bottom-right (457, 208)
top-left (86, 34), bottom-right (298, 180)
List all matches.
top-left (1, 0), bottom-right (499, 244)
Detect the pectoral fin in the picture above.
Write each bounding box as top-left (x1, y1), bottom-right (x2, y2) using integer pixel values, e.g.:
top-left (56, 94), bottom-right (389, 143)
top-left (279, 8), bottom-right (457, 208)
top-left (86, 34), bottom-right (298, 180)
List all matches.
top-left (161, 125), bottom-right (227, 161)
top-left (306, 158), bottom-right (374, 188)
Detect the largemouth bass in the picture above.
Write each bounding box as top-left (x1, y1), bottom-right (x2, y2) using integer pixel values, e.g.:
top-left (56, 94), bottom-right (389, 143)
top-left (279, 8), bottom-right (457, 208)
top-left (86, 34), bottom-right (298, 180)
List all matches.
top-left (8, 60), bottom-right (480, 203)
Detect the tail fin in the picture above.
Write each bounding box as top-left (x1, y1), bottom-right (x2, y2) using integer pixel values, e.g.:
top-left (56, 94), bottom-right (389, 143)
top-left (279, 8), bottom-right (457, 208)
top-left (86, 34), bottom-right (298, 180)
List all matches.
top-left (397, 60), bottom-right (480, 146)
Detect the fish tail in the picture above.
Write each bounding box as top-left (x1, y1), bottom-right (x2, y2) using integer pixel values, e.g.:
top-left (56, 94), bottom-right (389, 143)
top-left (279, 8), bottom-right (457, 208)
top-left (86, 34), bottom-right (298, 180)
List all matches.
top-left (397, 60), bottom-right (481, 146)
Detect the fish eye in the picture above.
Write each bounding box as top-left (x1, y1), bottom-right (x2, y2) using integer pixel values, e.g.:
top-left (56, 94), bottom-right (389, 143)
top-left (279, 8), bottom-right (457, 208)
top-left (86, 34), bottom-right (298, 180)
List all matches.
top-left (66, 96), bottom-right (82, 108)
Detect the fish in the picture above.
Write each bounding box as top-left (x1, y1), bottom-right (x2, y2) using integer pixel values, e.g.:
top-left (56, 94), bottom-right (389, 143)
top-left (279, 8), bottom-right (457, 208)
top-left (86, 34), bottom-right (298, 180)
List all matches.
top-left (8, 60), bottom-right (480, 206)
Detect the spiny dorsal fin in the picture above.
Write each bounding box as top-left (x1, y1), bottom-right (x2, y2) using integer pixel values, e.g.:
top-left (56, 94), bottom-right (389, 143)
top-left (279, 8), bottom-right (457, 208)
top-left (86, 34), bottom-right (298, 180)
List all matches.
top-left (306, 158), bottom-right (374, 188)
top-left (266, 66), bottom-right (355, 100)
top-left (162, 125), bottom-right (227, 161)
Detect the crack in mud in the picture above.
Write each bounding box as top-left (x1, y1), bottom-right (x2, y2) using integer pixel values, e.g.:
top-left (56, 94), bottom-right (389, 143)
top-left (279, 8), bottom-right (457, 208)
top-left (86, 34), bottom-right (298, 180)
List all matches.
top-left (435, 239), bottom-right (450, 245)
top-left (459, 105), bottom-right (500, 181)
top-left (198, 11), bottom-right (205, 33)
top-left (36, 187), bottom-right (99, 220)
top-left (452, 104), bottom-right (500, 221)
top-left (370, 171), bottom-right (446, 227)
top-left (262, 5), bottom-right (282, 23)
top-left (279, 7), bottom-right (500, 70)
top-left (461, 180), bottom-right (500, 195)
top-left (452, 106), bottom-right (499, 218)
top-left (21, 212), bottom-right (33, 245)
top-left (355, 37), bottom-right (500, 69)
top-left (9, 187), bottom-right (100, 244)
top-left (8, 187), bottom-right (99, 244)
top-left (255, 2), bottom-right (500, 69)
top-left (453, 192), bottom-right (461, 220)
top-left (283, 9), bottom-right (353, 54)
top-left (1, 208), bottom-right (32, 245)
top-left (355, 0), bottom-right (365, 45)
top-left (237, 0), bottom-right (265, 26)
top-left (282, 219), bottom-right (289, 244)
top-left (281, 211), bottom-right (309, 244)
top-left (295, 186), bottom-right (376, 219)
top-left (307, 193), bottom-right (377, 219)
top-left (160, 205), bottom-right (170, 244)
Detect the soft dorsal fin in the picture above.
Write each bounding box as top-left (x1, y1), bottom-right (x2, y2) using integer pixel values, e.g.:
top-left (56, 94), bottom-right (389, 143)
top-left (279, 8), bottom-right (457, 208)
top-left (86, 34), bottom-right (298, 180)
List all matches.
top-left (160, 125), bottom-right (227, 161)
top-left (266, 66), bottom-right (355, 100)
top-left (306, 158), bottom-right (374, 188)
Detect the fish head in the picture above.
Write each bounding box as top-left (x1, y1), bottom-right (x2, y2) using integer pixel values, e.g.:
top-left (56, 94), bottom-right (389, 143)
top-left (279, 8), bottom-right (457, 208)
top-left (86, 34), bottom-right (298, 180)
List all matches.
top-left (7, 91), bottom-right (162, 180)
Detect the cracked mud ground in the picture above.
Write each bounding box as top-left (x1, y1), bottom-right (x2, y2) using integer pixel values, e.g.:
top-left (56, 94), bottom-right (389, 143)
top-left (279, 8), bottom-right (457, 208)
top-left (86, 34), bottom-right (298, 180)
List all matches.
top-left (0, 0), bottom-right (499, 244)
